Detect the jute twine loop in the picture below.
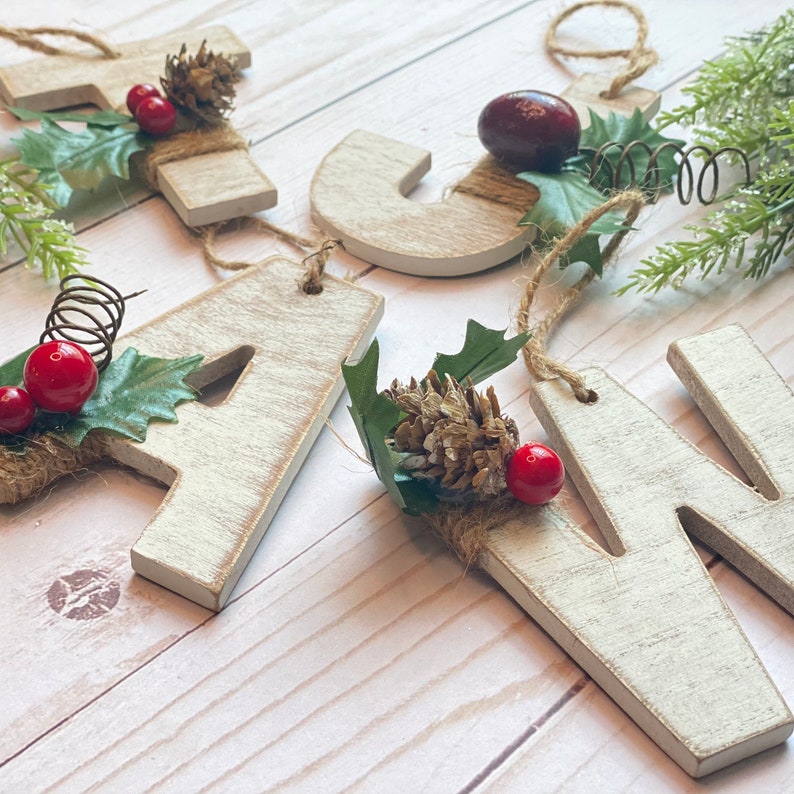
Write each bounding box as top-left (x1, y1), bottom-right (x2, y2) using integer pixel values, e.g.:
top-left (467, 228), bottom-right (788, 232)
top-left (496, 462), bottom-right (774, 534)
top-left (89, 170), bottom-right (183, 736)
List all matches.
top-left (517, 188), bottom-right (646, 402)
top-left (199, 216), bottom-right (340, 294)
top-left (300, 239), bottom-right (344, 295)
top-left (0, 25), bottom-right (120, 58)
top-left (545, 0), bottom-right (659, 99)
top-left (419, 190), bottom-right (645, 567)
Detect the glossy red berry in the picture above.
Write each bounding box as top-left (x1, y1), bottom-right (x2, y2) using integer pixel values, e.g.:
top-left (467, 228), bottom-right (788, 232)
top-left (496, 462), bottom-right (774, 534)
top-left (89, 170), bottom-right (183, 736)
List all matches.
top-left (477, 90), bottom-right (581, 172)
top-left (505, 442), bottom-right (565, 505)
top-left (135, 96), bottom-right (177, 136)
top-left (0, 386), bottom-right (36, 434)
top-left (126, 83), bottom-right (161, 115)
top-left (23, 341), bottom-right (98, 414)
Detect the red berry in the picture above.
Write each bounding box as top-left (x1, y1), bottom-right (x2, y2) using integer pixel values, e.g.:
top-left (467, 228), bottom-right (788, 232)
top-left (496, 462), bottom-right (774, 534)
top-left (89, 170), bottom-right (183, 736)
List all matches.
top-left (0, 386), bottom-right (36, 434)
top-left (477, 90), bottom-right (581, 172)
top-left (126, 83), bottom-right (161, 115)
top-left (135, 96), bottom-right (177, 136)
top-left (505, 442), bottom-right (565, 505)
top-left (23, 341), bottom-right (98, 414)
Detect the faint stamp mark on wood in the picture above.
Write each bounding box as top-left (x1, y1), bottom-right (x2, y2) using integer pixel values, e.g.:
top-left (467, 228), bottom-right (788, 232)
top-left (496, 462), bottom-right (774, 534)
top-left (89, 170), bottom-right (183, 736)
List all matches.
top-left (47, 568), bottom-right (120, 620)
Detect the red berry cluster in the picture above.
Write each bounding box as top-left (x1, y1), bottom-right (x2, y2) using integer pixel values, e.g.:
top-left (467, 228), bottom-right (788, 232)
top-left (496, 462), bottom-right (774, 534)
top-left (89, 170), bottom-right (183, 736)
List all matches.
top-left (126, 83), bottom-right (176, 136)
top-left (0, 341), bottom-right (98, 435)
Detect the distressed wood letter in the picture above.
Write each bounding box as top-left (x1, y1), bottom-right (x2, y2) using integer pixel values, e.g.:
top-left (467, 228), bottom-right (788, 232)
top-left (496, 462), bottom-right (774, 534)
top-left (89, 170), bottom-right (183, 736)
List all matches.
top-left (107, 257), bottom-right (382, 611)
top-left (481, 324), bottom-right (794, 777)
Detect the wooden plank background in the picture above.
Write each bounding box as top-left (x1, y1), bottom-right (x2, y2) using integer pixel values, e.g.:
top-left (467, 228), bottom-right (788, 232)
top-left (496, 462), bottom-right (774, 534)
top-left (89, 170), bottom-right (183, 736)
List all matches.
top-left (1, 0), bottom-right (793, 790)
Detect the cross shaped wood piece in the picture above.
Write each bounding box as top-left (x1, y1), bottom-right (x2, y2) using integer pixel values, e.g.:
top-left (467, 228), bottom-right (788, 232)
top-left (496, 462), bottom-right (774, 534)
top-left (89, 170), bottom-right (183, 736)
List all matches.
top-left (0, 26), bottom-right (276, 226)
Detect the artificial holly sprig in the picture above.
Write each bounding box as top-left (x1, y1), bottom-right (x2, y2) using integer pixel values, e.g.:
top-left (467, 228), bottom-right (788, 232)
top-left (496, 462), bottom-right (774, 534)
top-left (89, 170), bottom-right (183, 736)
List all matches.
top-left (342, 320), bottom-right (565, 516)
top-left (9, 109), bottom-right (148, 208)
top-left (0, 342), bottom-right (203, 446)
top-left (482, 99), bottom-right (684, 277)
top-left (0, 274), bottom-right (204, 445)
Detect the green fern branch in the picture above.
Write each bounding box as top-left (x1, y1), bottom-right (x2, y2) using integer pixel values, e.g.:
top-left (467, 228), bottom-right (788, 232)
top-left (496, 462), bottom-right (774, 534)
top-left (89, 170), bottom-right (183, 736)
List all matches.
top-left (622, 11), bottom-right (794, 293)
top-left (0, 156), bottom-right (89, 279)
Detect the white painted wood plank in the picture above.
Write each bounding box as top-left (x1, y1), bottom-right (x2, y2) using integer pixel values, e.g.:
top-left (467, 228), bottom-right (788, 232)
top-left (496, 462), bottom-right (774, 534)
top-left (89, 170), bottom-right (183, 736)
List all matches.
top-left (0, 499), bottom-right (585, 791)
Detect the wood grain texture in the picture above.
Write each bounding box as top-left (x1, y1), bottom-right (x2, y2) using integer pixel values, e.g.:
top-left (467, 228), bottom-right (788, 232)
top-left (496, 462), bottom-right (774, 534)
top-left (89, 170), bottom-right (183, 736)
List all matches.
top-left (482, 340), bottom-right (794, 777)
top-left (561, 72), bottom-right (661, 128)
top-left (110, 256), bottom-right (383, 610)
top-left (667, 324), bottom-right (794, 614)
top-left (3, 1), bottom-right (794, 790)
top-left (0, 25), bottom-right (276, 227)
top-left (310, 129), bottom-right (537, 277)
top-left (156, 149), bottom-right (278, 227)
top-left (0, 25), bottom-right (250, 111)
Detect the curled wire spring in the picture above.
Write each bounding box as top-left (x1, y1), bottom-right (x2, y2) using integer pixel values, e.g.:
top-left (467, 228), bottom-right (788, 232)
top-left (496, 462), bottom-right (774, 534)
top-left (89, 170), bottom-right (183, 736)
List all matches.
top-left (41, 275), bottom-right (144, 373)
top-left (584, 141), bottom-right (751, 205)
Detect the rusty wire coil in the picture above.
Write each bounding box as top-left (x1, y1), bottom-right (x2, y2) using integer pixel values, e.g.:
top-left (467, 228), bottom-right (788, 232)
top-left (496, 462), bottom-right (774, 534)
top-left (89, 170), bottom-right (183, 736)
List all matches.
top-left (41, 275), bottom-right (141, 373)
top-left (583, 141), bottom-right (751, 205)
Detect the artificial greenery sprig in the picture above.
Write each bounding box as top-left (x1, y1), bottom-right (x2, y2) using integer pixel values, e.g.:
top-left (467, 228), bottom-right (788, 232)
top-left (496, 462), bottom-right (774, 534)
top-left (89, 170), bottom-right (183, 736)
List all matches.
top-left (623, 10), bottom-right (794, 293)
top-left (655, 10), bottom-right (794, 161)
top-left (0, 156), bottom-right (89, 280)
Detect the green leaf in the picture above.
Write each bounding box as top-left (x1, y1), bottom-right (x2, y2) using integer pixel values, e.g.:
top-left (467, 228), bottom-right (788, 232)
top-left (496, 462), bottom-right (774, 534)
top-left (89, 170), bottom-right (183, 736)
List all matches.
top-left (560, 235), bottom-right (603, 275)
top-left (13, 118), bottom-right (148, 205)
top-left (0, 345), bottom-right (35, 387)
top-left (342, 321), bottom-right (530, 516)
top-left (6, 106), bottom-right (134, 127)
top-left (578, 108), bottom-right (686, 193)
top-left (517, 170), bottom-right (631, 239)
top-left (430, 319), bottom-right (529, 384)
top-left (59, 347), bottom-right (204, 446)
top-left (342, 339), bottom-right (437, 515)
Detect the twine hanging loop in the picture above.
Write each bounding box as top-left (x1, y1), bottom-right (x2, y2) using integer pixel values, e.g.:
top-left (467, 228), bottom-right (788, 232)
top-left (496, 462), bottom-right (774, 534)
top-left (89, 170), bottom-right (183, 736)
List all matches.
top-left (0, 25), bottom-right (120, 58)
top-left (517, 188), bottom-right (646, 402)
top-left (545, 0), bottom-right (659, 99)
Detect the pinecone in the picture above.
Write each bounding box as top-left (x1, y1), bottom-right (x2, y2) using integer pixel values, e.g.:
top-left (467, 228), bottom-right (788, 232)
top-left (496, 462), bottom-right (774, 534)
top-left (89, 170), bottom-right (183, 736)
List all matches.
top-left (161, 40), bottom-right (241, 129)
top-left (385, 370), bottom-right (519, 499)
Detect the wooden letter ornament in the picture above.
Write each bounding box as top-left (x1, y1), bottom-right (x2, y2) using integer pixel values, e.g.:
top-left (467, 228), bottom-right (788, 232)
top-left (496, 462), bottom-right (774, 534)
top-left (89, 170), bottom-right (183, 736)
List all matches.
top-left (0, 26), bottom-right (277, 226)
top-left (105, 257), bottom-right (382, 611)
top-left (480, 324), bottom-right (794, 777)
top-left (310, 129), bottom-right (536, 278)
top-left (310, 81), bottom-right (660, 277)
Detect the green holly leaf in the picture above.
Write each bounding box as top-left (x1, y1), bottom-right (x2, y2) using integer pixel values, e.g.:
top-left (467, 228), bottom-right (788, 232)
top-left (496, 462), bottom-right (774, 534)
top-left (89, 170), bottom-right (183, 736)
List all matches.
top-left (560, 235), bottom-right (604, 275)
top-left (13, 117), bottom-right (148, 206)
top-left (577, 108), bottom-right (686, 193)
top-left (59, 347), bottom-right (204, 447)
top-left (431, 319), bottom-right (529, 384)
top-left (342, 339), bottom-right (437, 516)
top-left (342, 321), bottom-right (530, 516)
top-left (517, 170), bottom-right (631, 238)
top-left (0, 346), bottom-right (35, 387)
top-left (6, 106), bottom-right (134, 127)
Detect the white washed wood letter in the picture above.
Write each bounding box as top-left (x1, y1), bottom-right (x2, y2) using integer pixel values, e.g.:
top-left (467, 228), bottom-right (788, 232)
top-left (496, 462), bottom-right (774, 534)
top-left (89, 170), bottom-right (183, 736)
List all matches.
top-left (482, 324), bottom-right (794, 777)
top-left (105, 257), bottom-right (383, 611)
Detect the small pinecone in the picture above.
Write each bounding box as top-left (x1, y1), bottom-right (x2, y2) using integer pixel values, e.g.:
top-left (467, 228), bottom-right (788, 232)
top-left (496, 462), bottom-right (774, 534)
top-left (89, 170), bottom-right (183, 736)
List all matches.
top-left (385, 370), bottom-right (519, 499)
top-left (161, 40), bottom-right (241, 128)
